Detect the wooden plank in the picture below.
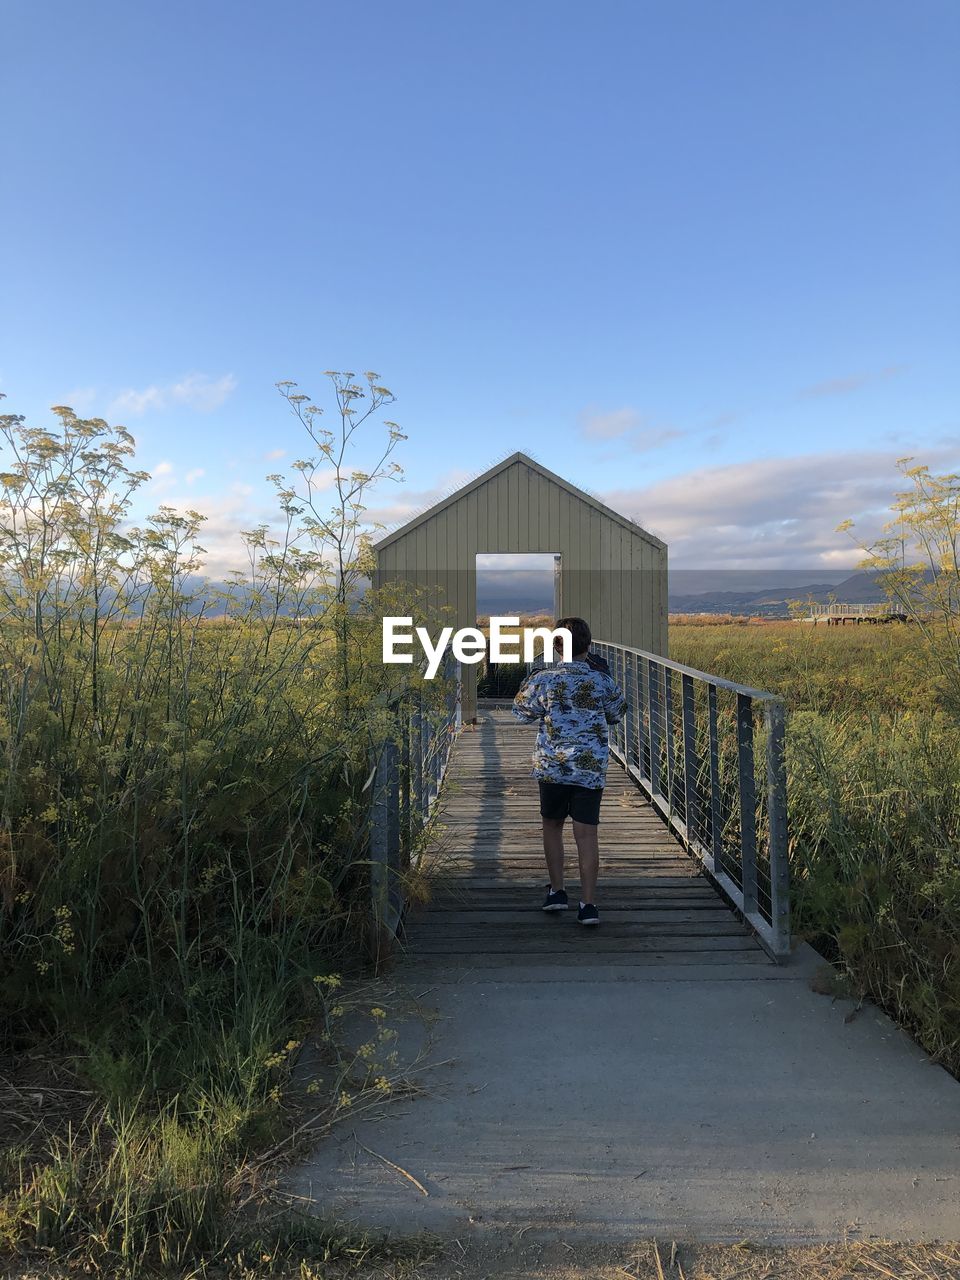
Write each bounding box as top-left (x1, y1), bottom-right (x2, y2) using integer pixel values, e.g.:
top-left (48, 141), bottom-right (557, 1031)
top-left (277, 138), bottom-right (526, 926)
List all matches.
top-left (408, 920), bottom-right (750, 938)
top-left (418, 908), bottom-right (737, 924)
top-left (386, 706), bottom-right (766, 971)
top-left (403, 935), bottom-right (760, 954)
top-left (425, 891), bottom-right (722, 908)
top-left (398, 953), bottom-right (774, 972)
top-left (427, 874), bottom-right (707, 887)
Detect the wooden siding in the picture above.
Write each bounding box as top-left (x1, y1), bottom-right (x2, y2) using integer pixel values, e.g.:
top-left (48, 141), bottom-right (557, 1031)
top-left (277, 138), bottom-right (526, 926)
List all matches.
top-left (373, 454), bottom-right (667, 719)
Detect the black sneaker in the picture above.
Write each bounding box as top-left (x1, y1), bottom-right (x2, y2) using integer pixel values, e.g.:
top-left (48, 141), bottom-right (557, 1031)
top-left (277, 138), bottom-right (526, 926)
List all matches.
top-left (577, 902), bottom-right (600, 926)
top-left (541, 885), bottom-right (569, 912)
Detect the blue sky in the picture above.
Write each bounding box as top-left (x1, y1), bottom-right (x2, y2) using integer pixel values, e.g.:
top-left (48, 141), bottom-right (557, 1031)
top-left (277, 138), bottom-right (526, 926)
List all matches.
top-left (3, 0), bottom-right (958, 576)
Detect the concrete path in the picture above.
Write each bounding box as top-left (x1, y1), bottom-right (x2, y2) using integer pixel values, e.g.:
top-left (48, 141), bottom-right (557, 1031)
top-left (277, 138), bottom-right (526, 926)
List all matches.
top-left (288, 708), bottom-right (960, 1245)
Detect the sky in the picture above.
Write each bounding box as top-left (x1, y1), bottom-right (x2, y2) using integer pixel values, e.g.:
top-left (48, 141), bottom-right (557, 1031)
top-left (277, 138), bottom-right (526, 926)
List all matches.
top-left (3, 0), bottom-right (958, 581)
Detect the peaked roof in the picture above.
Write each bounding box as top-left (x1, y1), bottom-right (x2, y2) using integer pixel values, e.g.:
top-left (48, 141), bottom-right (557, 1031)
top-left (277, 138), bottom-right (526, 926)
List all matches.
top-left (373, 451), bottom-right (666, 551)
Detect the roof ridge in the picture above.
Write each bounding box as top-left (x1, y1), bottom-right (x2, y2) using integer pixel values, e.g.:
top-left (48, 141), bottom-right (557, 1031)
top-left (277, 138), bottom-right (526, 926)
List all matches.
top-left (371, 449), bottom-right (665, 551)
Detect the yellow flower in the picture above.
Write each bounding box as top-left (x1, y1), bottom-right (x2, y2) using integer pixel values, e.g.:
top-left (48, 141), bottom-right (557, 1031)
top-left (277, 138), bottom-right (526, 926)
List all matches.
top-left (313, 973), bottom-right (342, 989)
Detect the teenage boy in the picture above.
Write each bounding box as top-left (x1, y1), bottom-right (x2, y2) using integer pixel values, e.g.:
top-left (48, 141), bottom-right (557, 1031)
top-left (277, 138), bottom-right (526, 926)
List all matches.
top-left (512, 617), bottom-right (627, 925)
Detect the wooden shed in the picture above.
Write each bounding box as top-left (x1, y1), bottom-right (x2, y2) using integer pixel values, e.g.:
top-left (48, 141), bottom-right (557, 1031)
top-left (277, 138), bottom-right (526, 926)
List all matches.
top-left (372, 452), bottom-right (667, 720)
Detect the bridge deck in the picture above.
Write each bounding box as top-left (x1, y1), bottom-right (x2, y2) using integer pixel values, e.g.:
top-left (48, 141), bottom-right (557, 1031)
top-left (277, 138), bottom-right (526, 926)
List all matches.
top-left (402, 703), bottom-right (770, 971)
top-left (292, 705), bottom-right (960, 1241)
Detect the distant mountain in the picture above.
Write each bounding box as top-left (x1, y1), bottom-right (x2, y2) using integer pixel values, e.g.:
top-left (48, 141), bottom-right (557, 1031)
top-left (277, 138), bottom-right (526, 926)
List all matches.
top-left (667, 570), bottom-right (920, 616)
top-left (665, 569), bottom-right (851, 597)
top-left (6, 566), bottom-right (929, 623)
top-left (668, 582), bottom-right (838, 614)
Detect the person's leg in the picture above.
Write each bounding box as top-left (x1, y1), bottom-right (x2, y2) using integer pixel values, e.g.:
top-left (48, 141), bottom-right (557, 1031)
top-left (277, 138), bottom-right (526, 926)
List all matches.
top-left (570, 786), bottom-right (603, 904)
top-left (542, 817), bottom-right (566, 889)
top-left (572, 820), bottom-right (599, 903)
top-left (538, 782), bottom-right (569, 890)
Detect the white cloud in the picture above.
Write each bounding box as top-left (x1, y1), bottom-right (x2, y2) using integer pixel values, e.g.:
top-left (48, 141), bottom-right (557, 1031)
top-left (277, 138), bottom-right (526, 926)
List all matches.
top-left (185, 468), bottom-right (205, 485)
top-left (113, 387), bottom-right (163, 415)
top-left (578, 406), bottom-right (683, 452)
top-left (147, 459), bottom-right (177, 494)
top-left (580, 407), bottom-right (642, 440)
top-left (58, 386), bottom-right (99, 414)
top-left (818, 547), bottom-right (866, 568)
top-left (110, 372), bottom-right (237, 417)
top-left (172, 490), bottom-right (279, 579)
top-left (171, 373), bottom-right (237, 411)
top-left (797, 365), bottom-right (907, 399)
top-left (265, 448), bottom-right (286, 460)
top-left (602, 445), bottom-right (960, 568)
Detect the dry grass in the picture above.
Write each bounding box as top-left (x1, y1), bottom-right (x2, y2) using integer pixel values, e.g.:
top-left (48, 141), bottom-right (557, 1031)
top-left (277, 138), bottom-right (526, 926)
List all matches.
top-left (394, 1236), bottom-right (960, 1280)
top-left (422, 1237), bottom-right (960, 1280)
top-left (4, 1235), bottom-right (960, 1279)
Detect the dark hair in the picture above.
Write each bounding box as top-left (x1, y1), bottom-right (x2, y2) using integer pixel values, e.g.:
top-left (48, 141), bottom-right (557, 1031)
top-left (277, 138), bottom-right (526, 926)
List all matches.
top-left (555, 616), bottom-right (591, 656)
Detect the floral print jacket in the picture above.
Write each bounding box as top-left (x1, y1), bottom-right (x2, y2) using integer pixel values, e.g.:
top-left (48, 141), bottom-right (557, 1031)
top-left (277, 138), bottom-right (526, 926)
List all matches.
top-left (511, 660), bottom-right (627, 790)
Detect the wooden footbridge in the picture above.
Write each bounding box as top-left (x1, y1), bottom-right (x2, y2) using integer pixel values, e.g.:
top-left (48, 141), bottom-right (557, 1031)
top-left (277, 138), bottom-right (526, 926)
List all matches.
top-left (369, 642), bottom-right (790, 973)
top-left (401, 703), bottom-right (771, 973)
top-left (367, 454), bottom-right (788, 971)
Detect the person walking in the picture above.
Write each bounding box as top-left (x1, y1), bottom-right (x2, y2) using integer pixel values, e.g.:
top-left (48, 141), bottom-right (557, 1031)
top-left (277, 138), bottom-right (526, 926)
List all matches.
top-left (512, 617), bottom-right (627, 925)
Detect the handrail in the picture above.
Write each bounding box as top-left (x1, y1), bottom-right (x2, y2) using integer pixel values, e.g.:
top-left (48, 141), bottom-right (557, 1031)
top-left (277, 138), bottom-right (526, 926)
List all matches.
top-left (594, 640), bottom-right (790, 960)
top-left (808, 601), bottom-right (897, 615)
top-left (594, 640), bottom-right (783, 704)
top-left (368, 656), bottom-right (462, 962)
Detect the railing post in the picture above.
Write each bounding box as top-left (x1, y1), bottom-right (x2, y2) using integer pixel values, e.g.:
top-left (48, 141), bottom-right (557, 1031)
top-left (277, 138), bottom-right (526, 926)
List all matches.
top-left (428, 709), bottom-right (440, 807)
top-left (708, 682), bottom-right (722, 870)
top-left (765, 698), bottom-right (790, 956)
top-left (736, 692), bottom-right (758, 917)
top-left (648, 657), bottom-right (663, 802)
top-left (681, 673), bottom-right (699, 844)
top-left (663, 667), bottom-right (676, 817)
top-left (635, 652), bottom-right (649, 783)
top-left (399, 701), bottom-right (411, 870)
top-left (413, 690), bottom-right (425, 820)
top-left (621, 649), bottom-right (634, 767)
top-left (370, 735), bottom-right (401, 962)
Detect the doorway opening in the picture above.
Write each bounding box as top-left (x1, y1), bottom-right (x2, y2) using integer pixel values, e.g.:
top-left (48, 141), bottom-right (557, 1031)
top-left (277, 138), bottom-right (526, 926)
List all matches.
top-left (475, 553), bottom-right (560, 698)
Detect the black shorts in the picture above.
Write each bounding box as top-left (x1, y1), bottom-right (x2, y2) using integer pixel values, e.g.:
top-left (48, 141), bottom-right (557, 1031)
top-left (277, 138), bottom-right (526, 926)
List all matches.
top-left (538, 781), bottom-right (603, 826)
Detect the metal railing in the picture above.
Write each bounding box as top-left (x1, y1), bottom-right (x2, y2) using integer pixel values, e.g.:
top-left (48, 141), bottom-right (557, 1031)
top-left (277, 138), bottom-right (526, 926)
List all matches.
top-left (368, 657), bottom-right (462, 958)
top-left (594, 641), bottom-right (790, 959)
top-left (811, 601), bottom-right (897, 616)
top-left (803, 601), bottom-right (908, 623)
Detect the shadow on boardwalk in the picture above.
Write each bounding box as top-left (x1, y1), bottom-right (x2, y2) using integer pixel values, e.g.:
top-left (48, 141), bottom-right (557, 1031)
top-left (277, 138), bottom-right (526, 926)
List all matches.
top-left (287, 707), bottom-right (960, 1245)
